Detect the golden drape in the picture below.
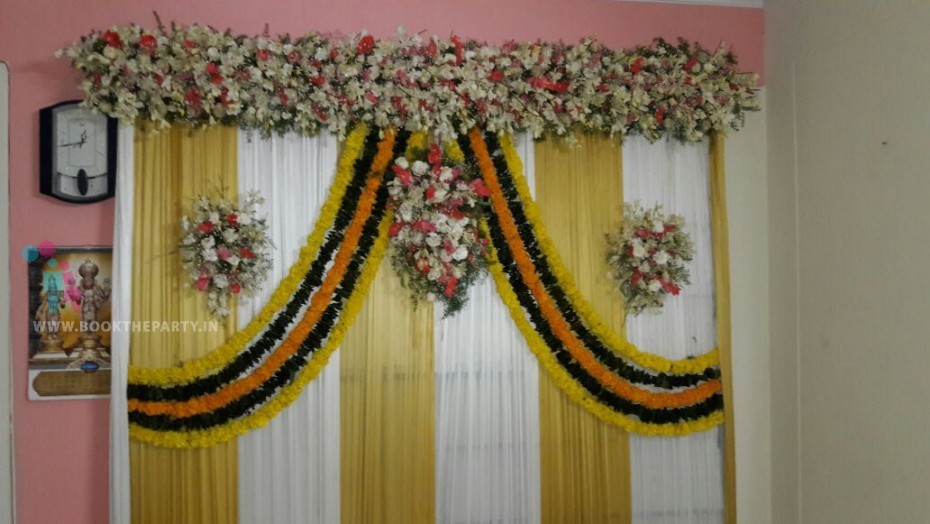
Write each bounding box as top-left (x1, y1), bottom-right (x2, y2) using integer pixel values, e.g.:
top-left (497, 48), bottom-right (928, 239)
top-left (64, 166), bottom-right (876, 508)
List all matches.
top-left (535, 134), bottom-right (632, 524)
top-left (340, 258), bottom-right (435, 523)
top-left (129, 125), bottom-right (239, 524)
top-left (710, 134), bottom-right (737, 524)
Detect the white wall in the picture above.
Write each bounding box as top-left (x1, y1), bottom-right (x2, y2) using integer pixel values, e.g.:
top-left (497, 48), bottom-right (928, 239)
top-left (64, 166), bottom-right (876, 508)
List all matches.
top-left (767, 2), bottom-right (930, 522)
top-left (0, 61), bottom-right (14, 524)
top-left (726, 91), bottom-right (771, 524)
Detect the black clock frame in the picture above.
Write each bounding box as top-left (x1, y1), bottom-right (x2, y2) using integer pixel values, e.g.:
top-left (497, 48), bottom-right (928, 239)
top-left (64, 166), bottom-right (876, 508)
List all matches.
top-left (39, 100), bottom-right (117, 204)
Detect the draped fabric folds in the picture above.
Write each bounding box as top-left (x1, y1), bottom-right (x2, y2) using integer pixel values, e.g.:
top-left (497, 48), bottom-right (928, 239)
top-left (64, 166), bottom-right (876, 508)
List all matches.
top-left (533, 134), bottom-right (632, 523)
top-left (623, 136), bottom-right (725, 524)
top-left (129, 126), bottom-right (240, 524)
top-left (340, 259), bottom-right (436, 523)
top-left (434, 134), bottom-right (542, 524)
top-left (236, 131), bottom-right (341, 524)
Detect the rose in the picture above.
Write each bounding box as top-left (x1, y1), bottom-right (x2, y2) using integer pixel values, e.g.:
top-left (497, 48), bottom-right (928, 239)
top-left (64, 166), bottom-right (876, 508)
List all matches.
top-left (139, 34), bottom-right (157, 55)
top-left (198, 221), bottom-right (214, 234)
top-left (488, 70), bottom-right (504, 82)
top-left (256, 49), bottom-right (271, 62)
top-left (357, 35), bottom-right (375, 56)
top-left (230, 282), bottom-right (241, 295)
top-left (101, 30), bottom-right (122, 49)
top-left (239, 247), bottom-right (255, 259)
top-left (226, 213), bottom-right (238, 226)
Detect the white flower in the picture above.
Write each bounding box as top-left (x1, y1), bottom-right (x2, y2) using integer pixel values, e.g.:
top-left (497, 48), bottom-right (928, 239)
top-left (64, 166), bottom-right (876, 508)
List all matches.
top-left (647, 279), bottom-right (663, 292)
top-left (452, 245), bottom-right (468, 261)
top-left (652, 221), bottom-right (665, 233)
top-left (395, 157), bottom-right (409, 169)
top-left (654, 251), bottom-right (669, 265)
top-left (632, 243), bottom-right (647, 259)
top-left (213, 274), bottom-right (229, 288)
top-left (411, 160), bottom-right (429, 175)
top-left (201, 236), bottom-right (216, 249)
top-left (203, 248), bottom-right (218, 262)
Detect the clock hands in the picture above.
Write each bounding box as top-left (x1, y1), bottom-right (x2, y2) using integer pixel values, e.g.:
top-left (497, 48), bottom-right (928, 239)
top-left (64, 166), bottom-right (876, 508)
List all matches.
top-left (58, 130), bottom-right (88, 148)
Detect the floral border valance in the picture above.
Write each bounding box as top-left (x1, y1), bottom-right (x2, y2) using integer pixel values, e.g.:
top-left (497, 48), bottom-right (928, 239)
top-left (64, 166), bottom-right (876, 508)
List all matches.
top-left (59, 24), bottom-right (758, 142)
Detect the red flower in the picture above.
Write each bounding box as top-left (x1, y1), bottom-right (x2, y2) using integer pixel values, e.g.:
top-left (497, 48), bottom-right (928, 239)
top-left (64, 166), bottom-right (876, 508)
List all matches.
top-left (205, 62), bottom-right (219, 75)
top-left (661, 280), bottom-right (681, 296)
top-left (216, 246), bottom-right (231, 261)
top-left (451, 34), bottom-right (463, 65)
top-left (226, 213), bottom-right (238, 226)
top-left (468, 179), bottom-right (491, 198)
top-left (426, 186), bottom-right (437, 201)
top-left (185, 88), bottom-right (202, 108)
top-left (364, 92), bottom-right (378, 104)
top-left (631, 57), bottom-right (644, 75)
top-left (444, 276), bottom-right (458, 298)
top-left (182, 39), bottom-right (197, 50)
top-left (389, 221), bottom-right (406, 237)
top-left (210, 75), bottom-right (224, 85)
top-left (197, 221), bottom-right (214, 234)
top-left (391, 165), bottom-right (414, 186)
top-left (256, 49), bottom-right (271, 62)
top-left (488, 69), bottom-right (504, 82)
top-left (428, 144), bottom-right (442, 166)
top-left (138, 34), bottom-right (157, 55)
top-left (310, 76), bottom-right (326, 86)
top-left (655, 105), bottom-right (666, 126)
top-left (286, 51), bottom-right (301, 64)
top-left (219, 89), bottom-right (232, 106)
top-left (631, 270), bottom-right (643, 286)
top-left (357, 35), bottom-right (375, 56)
top-left (239, 247), bottom-right (256, 259)
top-left (413, 220), bottom-right (436, 233)
top-left (635, 228), bottom-right (651, 239)
top-left (230, 282), bottom-right (242, 295)
top-left (101, 30), bottom-right (122, 49)
top-left (425, 40), bottom-right (438, 59)
top-left (684, 56), bottom-right (699, 72)
top-left (196, 276), bottom-right (210, 291)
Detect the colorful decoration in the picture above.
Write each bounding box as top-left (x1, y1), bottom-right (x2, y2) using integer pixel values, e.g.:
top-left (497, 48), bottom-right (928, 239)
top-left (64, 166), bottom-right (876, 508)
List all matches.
top-left (180, 192), bottom-right (272, 317)
top-left (605, 202), bottom-right (694, 316)
top-left (58, 24), bottom-right (758, 142)
top-left (457, 129), bottom-right (722, 435)
top-left (387, 143), bottom-right (490, 315)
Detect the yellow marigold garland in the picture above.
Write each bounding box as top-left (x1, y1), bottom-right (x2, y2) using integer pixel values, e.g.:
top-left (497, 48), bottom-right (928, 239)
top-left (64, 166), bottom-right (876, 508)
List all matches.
top-left (497, 134), bottom-right (720, 375)
top-left (128, 124), bottom-right (369, 386)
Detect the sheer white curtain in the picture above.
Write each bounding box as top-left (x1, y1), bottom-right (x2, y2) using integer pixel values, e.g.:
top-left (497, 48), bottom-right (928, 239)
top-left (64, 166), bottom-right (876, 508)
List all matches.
top-left (110, 124), bottom-right (135, 524)
top-left (237, 131), bottom-right (341, 524)
top-left (434, 134), bottom-right (541, 523)
top-left (623, 137), bottom-right (725, 524)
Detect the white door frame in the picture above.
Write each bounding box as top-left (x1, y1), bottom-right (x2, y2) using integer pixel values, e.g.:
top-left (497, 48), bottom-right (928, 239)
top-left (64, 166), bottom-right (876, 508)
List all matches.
top-left (0, 61), bottom-right (15, 524)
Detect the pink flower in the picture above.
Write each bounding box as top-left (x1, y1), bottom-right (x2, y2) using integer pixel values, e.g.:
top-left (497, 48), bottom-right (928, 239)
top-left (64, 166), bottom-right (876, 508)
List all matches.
top-left (428, 144), bottom-right (442, 166)
top-left (389, 221), bottom-right (406, 237)
top-left (444, 276), bottom-right (458, 298)
top-left (230, 282), bottom-right (242, 295)
top-left (197, 221), bottom-right (214, 234)
top-left (196, 276), bottom-right (210, 291)
top-left (468, 179), bottom-right (491, 197)
top-left (391, 165), bottom-right (414, 186)
top-left (365, 92), bottom-right (379, 104)
top-left (216, 246), bottom-right (231, 261)
top-left (182, 39), bottom-right (197, 50)
top-left (413, 220), bottom-right (436, 233)
top-left (256, 49), bottom-right (271, 62)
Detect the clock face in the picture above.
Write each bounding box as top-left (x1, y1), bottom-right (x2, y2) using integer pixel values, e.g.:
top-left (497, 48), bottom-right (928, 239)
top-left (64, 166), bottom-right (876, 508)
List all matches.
top-left (39, 101), bottom-right (117, 203)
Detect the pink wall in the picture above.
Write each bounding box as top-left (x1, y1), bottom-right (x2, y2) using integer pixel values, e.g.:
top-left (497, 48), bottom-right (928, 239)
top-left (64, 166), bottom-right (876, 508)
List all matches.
top-left (0, 1), bottom-right (762, 522)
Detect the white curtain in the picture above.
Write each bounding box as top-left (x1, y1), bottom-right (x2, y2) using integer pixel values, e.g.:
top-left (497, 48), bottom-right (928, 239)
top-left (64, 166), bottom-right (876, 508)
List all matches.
top-left (237, 131), bottom-right (341, 524)
top-left (433, 134), bottom-right (541, 523)
top-left (110, 124), bottom-right (134, 524)
top-left (623, 137), bottom-right (725, 524)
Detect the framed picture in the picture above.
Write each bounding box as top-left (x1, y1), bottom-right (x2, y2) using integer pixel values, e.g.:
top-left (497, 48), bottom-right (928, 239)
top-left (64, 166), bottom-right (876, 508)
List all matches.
top-left (27, 246), bottom-right (112, 400)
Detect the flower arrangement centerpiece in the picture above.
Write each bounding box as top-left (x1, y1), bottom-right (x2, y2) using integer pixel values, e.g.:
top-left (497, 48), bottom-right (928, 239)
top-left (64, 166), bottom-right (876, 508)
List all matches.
top-left (387, 143), bottom-right (491, 316)
top-left (606, 202), bottom-right (694, 316)
top-left (180, 192), bottom-right (272, 318)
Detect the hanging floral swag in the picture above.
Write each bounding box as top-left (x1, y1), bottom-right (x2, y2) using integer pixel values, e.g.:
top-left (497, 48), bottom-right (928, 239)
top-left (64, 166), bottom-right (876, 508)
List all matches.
top-left (606, 202), bottom-right (694, 316)
top-left (387, 143), bottom-right (491, 316)
top-left (180, 192), bottom-right (272, 317)
top-left (58, 23), bottom-right (758, 142)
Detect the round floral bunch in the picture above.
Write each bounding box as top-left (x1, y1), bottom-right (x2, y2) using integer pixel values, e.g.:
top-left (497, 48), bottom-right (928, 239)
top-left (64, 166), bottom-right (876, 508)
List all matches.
top-left (180, 192), bottom-right (272, 318)
top-left (387, 143), bottom-right (491, 316)
top-left (606, 202), bottom-right (694, 316)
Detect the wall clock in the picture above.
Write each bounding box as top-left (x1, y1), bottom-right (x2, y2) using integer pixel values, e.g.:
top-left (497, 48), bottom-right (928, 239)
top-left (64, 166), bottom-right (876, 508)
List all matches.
top-left (39, 100), bottom-right (117, 203)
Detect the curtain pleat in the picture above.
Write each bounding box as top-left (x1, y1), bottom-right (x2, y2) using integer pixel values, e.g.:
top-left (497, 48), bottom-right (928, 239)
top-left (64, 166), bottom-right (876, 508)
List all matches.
top-left (434, 134), bottom-right (542, 523)
top-left (340, 261), bottom-right (435, 523)
top-left (623, 136), bottom-right (725, 524)
top-left (236, 131), bottom-right (341, 524)
top-left (709, 135), bottom-right (736, 524)
top-left (129, 125), bottom-right (239, 524)
top-left (110, 124), bottom-right (134, 524)
top-left (535, 134), bottom-right (632, 524)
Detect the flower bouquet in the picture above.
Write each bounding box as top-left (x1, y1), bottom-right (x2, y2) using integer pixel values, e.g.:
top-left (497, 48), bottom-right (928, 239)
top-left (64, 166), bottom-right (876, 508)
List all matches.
top-left (386, 143), bottom-right (491, 316)
top-left (179, 192), bottom-right (272, 318)
top-left (606, 202), bottom-right (694, 316)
